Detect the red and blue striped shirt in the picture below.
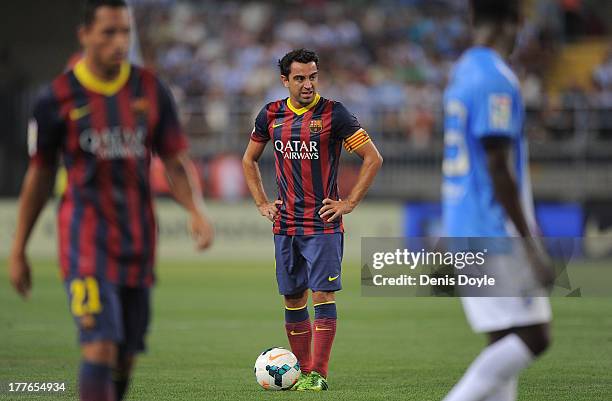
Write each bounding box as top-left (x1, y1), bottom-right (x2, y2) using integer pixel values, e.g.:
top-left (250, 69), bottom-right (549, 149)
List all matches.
top-left (30, 61), bottom-right (187, 288)
top-left (251, 94), bottom-right (371, 235)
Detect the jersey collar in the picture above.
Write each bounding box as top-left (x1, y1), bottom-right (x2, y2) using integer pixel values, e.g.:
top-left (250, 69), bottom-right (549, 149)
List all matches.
top-left (286, 93), bottom-right (321, 116)
top-left (73, 59), bottom-right (131, 96)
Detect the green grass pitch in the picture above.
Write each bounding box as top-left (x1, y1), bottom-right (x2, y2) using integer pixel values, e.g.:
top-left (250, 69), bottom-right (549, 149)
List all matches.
top-left (1, 258), bottom-right (611, 400)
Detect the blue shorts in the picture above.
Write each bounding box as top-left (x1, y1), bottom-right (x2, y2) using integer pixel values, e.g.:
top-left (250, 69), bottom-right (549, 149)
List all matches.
top-left (64, 277), bottom-right (150, 354)
top-left (274, 233), bottom-right (344, 295)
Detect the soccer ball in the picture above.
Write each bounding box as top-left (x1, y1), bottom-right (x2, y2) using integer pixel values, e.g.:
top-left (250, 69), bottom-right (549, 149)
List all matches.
top-left (254, 347), bottom-right (301, 390)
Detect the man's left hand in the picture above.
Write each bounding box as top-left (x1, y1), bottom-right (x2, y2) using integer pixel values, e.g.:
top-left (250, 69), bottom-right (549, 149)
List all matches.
top-left (318, 198), bottom-right (354, 222)
top-left (190, 212), bottom-right (214, 250)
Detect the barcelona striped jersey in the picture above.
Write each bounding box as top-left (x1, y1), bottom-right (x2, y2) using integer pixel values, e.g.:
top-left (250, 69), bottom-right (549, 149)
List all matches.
top-left (29, 60), bottom-right (187, 288)
top-left (250, 93), bottom-right (371, 235)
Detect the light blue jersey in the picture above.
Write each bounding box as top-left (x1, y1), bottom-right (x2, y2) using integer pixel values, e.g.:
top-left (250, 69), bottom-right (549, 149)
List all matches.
top-left (442, 47), bottom-right (535, 237)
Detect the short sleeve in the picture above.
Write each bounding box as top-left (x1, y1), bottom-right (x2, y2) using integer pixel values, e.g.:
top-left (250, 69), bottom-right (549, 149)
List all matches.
top-left (332, 102), bottom-right (370, 153)
top-left (250, 107), bottom-right (270, 143)
top-left (471, 87), bottom-right (518, 139)
top-left (153, 80), bottom-right (188, 158)
top-left (29, 86), bottom-right (64, 167)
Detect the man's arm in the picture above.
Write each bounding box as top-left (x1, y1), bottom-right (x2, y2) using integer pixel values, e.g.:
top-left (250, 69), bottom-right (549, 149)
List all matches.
top-left (9, 164), bottom-right (56, 298)
top-left (483, 137), bottom-right (531, 237)
top-left (483, 137), bottom-right (555, 287)
top-left (162, 152), bottom-right (214, 250)
top-left (319, 141), bottom-right (383, 222)
top-left (242, 139), bottom-right (282, 222)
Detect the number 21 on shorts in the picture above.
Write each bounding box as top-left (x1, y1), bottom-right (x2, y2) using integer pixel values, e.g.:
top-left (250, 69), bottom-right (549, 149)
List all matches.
top-left (70, 277), bottom-right (102, 317)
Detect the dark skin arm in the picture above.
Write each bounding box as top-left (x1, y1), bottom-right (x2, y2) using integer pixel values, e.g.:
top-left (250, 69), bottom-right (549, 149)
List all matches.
top-left (162, 151), bottom-right (214, 250)
top-left (483, 137), bottom-right (555, 288)
top-left (319, 141), bottom-right (383, 222)
top-left (242, 140), bottom-right (283, 222)
top-left (9, 163), bottom-right (56, 298)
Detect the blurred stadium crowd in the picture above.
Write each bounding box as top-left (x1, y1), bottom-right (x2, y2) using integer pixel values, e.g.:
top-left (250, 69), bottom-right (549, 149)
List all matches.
top-left (0, 0), bottom-right (610, 199)
top-left (131, 0), bottom-right (612, 153)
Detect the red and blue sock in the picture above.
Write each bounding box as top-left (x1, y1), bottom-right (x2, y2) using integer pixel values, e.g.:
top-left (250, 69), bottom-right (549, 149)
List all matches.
top-left (79, 361), bottom-right (115, 401)
top-left (312, 301), bottom-right (337, 378)
top-left (284, 304), bottom-right (312, 374)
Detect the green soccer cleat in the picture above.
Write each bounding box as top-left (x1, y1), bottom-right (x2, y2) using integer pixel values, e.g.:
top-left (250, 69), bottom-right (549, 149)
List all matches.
top-left (289, 373), bottom-right (310, 391)
top-left (301, 371), bottom-right (329, 391)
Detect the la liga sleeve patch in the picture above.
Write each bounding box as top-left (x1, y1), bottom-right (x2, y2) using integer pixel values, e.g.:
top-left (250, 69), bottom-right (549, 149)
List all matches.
top-left (488, 94), bottom-right (512, 131)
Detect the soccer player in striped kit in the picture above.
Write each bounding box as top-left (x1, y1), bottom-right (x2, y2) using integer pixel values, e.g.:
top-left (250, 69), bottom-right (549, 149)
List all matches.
top-left (8, 1), bottom-right (213, 400)
top-left (243, 49), bottom-right (383, 391)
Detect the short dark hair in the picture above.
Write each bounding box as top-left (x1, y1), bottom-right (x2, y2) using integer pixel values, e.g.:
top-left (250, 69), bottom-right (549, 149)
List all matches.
top-left (82, 0), bottom-right (127, 26)
top-left (471, 0), bottom-right (520, 26)
top-left (278, 49), bottom-right (319, 77)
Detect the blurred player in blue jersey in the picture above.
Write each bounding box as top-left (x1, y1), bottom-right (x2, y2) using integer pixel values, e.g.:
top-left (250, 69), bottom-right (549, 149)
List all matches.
top-left (442, 1), bottom-right (555, 400)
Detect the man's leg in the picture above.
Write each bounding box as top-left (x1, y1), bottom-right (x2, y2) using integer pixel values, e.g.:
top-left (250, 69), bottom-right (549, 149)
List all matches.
top-left (482, 324), bottom-right (551, 401)
top-left (303, 233), bottom-right (342, 381)
top-left (284, 290), bottom-right (312, 374)
top-left (80, 341), bottom-right (117, 401)
top-left (311, 291), bottom-right (336, 379)
top-left (275, 234), bottom-right (311, 375)
top-left (112, 350), bottom-right (134, 401)
top-left (113, 287), bottom-right (151, 401)
top-left (66, 277), bottom-right (122, 401)
top-left (444, 323), bottom-right (551, 401)
top-left (482, 378), bottom-right (517, 401)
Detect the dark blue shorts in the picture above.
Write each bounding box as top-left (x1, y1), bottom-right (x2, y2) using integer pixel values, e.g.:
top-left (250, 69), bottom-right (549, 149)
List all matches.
top-left (64, 277), bottom-right (150, 354)
top-left (274, 233), bottom-right (344, 295)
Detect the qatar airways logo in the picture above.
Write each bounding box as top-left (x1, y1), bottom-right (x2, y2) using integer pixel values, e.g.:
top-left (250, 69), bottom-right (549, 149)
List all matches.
top-left (274, 139), bottom-right (319, 160)
top-left (80, 127), bottom-right (146, 159)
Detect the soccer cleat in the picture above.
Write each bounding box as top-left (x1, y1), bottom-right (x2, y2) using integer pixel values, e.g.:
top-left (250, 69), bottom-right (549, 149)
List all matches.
top-left (289, 373), bottom-right (310, 391)
top-left (301, 371), bottom-right (328, 391)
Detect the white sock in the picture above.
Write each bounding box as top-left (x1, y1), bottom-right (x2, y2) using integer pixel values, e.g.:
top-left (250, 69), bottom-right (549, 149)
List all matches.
top-left (483, 377), bottom-right (518, 401)
top-left (443, 334), bottom-right (532, 401)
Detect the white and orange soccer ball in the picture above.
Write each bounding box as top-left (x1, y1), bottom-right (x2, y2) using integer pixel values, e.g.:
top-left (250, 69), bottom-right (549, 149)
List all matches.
top-left (254, 347), bottom-right (301, 390)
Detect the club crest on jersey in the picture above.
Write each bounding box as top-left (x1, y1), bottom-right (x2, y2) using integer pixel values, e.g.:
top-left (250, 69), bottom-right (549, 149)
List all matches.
top-left (309, 119), bottom-right (323, 133)
top-left (274, 139), bottom-right (319, 160)
top-left (131, 98), bottom-right (150, 116)
top-left (489, 94), bottom-right (511, 130)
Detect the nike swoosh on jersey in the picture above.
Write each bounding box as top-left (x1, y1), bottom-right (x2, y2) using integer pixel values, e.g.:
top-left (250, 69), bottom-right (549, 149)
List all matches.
top-left (289, 330), bottom-right (309, 336)
top-left (69, 105), bottom-right (91, 121)
top-left (328, 275), bottom-right (340, 282)
top-left (272, 121), bottom-right (287, 128)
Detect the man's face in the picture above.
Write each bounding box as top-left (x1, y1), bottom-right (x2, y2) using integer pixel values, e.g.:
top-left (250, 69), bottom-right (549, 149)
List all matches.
top-left (79, 6), bottom-right (130, 71)
top-left (281, 61), bottom-right (318, 106)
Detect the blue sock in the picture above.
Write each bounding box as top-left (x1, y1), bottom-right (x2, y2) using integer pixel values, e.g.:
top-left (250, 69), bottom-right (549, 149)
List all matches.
top-left (314, 302), bottom-right (337, 319)
top-left (285, 304), bottom-right (309, 323)
top-left (79, 361), bottom-right (114, 401)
